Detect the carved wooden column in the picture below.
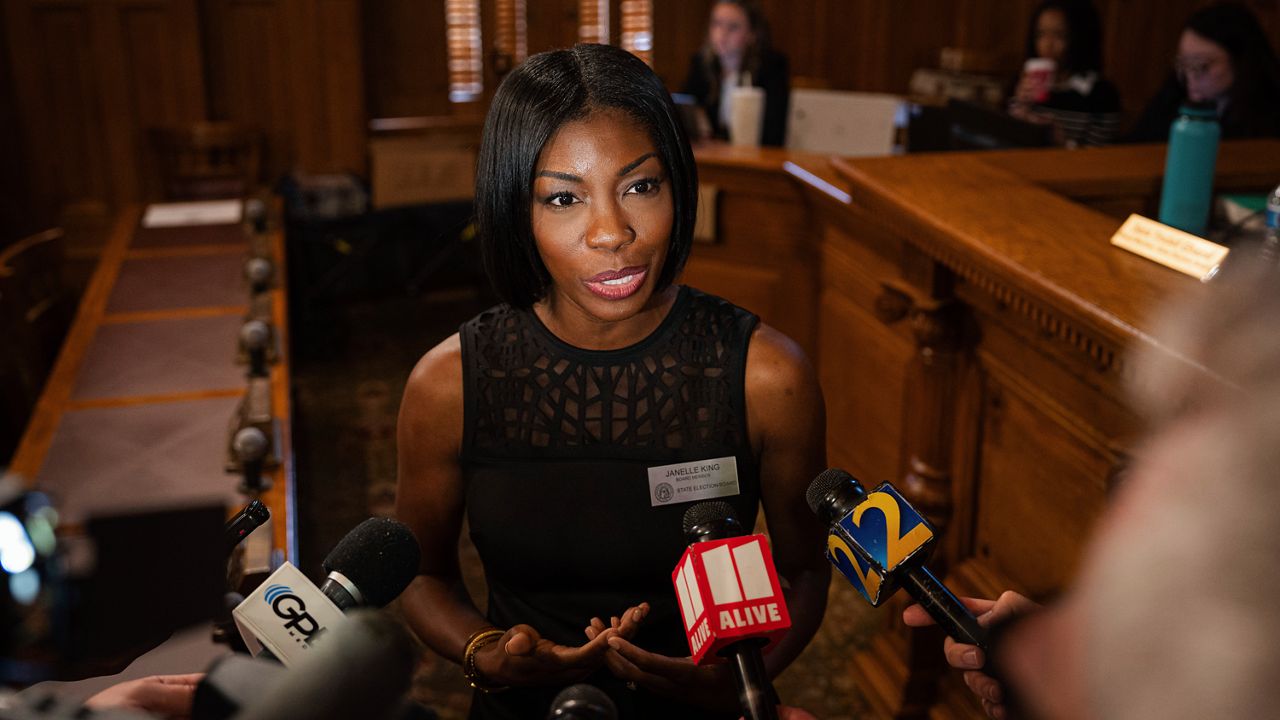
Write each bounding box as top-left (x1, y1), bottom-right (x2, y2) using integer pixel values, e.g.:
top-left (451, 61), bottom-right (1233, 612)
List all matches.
top-left (865, 271), bottom-right (967, 719)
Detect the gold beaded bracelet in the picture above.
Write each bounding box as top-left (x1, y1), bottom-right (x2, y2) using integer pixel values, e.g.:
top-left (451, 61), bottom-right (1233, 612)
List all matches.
top-left (463, 626), bottom-right (509, 693)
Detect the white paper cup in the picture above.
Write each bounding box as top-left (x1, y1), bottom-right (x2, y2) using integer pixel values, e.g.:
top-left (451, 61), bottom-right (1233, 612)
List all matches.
top-left (729, 85), bottom-right (765, 147)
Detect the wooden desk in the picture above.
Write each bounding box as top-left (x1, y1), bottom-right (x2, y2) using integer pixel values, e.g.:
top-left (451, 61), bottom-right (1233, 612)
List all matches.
top-left (9, 204), bottom-right (295, 559)
top-left (689, 140), bottom-right (1278, 719)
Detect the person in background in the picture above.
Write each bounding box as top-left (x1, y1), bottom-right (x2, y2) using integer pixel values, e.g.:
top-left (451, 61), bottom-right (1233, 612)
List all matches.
top-left (681, 0), bottom-right (790, 147)
top-left (1009, 0), bottom-right (1121, 147)
top-left (904, 250), bottom-right (1280, 719)
top-left (1128, 2), bottom-right (1280, 142)
top-left (396, 43), bottom-right (829, 719)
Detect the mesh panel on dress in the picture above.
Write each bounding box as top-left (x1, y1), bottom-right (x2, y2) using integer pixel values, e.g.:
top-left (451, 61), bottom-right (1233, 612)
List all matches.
top-left (464, 289), bottom-right (750, 456)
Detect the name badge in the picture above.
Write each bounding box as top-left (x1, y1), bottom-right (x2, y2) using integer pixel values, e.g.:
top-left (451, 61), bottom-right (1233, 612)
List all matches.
top-left (648, 456), bottom-right (740, 506)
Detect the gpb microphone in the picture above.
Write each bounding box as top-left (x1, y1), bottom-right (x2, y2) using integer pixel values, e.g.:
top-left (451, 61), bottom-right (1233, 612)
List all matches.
top-left (546, 683), bottom-right (617, 720)
top-left (673, 501), bottom-right (786, 720)
top-left (319, 517), bottom-right (421, 611)
top-left (806, 468), bottom-right (988, 648)
top-left (232, 518), bottom-right (420, 665)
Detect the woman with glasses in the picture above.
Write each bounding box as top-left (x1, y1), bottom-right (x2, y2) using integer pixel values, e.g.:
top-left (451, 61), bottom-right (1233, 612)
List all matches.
top-left (1127, 2), bottom-right (1280, 142)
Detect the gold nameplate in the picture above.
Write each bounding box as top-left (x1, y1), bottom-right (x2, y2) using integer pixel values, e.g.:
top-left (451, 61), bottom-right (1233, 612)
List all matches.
top-left (1110, 214), bottom-right (1229, 282)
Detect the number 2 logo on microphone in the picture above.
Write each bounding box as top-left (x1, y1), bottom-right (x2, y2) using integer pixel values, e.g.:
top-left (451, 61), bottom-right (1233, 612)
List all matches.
top-left (827, 484), bottom-right (935, 604)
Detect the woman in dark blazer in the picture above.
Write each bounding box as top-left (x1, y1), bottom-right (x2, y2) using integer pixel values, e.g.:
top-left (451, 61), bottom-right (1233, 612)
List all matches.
top-left (681, 0), bottom-right (790, 147)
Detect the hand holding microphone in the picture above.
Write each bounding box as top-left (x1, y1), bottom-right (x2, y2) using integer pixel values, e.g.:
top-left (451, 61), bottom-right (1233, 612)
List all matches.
top-left (903, 590), bottom-right (1040, 719)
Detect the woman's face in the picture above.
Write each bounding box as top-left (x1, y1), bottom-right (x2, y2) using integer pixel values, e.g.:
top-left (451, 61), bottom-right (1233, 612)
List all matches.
top-left (530, 108), bottom-right (673, 330)
top-left (709, 2), bottom-right (755, 67)
top-left (1035, 8), bottom-right (1070, 65)
top-left (1177, 29), bottom-right (1234, 103)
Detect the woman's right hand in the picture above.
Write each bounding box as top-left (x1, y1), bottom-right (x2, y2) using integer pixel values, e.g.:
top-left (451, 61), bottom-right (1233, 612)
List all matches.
top-left (474, 623), bottom-right (616, 688)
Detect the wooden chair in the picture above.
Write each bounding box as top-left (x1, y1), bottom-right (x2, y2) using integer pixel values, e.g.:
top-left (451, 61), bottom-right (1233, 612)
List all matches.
top-left (149, 122), bottom-right (262, 200)
top-left (0, 228), bottom-right (73, 460)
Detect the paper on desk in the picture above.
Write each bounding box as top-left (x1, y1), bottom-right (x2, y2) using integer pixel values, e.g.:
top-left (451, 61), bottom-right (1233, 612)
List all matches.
top-left (142, 200), bottom-right (243, 228)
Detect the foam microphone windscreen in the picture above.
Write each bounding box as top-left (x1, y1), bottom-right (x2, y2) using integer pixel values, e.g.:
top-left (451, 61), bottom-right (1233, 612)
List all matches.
top-left (321, 518), bottom-right (421, 608)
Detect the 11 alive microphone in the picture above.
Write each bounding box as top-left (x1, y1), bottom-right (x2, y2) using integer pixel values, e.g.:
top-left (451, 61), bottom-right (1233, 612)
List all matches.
top-left (232, 517), bottom-right (420, 666)
top-left (672, 501), bottom-right (788, 720)
top-left (806, 468), bottom-right (988, 648)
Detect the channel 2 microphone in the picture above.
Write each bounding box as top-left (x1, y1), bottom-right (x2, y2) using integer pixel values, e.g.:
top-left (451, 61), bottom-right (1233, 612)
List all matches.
top-left (806, 469), bottom-right (988, 648)
top-left (546, 684), bottom-right (617, 720)
top-left (319, 517), bottom-right (420, 612)
top-left (672, 501), bottom-right (787, 720)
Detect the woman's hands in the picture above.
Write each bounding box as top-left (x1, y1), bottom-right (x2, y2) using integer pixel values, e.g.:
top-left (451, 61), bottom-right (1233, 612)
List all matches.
top-left (474, 603), bottom-right (651, 688)
top-left (599, 635), bottom-right (739, 711)
top-left (585, 601), bottom-right (738, 710)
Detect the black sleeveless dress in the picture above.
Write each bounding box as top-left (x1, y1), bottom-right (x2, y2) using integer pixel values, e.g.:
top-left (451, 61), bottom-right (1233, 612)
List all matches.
top-left (459, 286), bottom-right (760, 719)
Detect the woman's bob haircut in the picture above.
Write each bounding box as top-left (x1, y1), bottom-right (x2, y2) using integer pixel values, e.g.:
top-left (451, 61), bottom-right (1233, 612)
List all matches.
top-left (475, 43), bottom-right (698, 309)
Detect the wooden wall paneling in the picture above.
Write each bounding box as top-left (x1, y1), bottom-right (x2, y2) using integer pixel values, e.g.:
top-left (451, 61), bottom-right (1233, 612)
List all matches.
top-left (363, 0), bottom-right (449, 119)
top-left (525, 0), bottom-right (578, 55)
top-left (816, 275), bottom-right (913, 486)
top-left (651, 0), bottom-right (710, 90)
top-left (203, 0), bottom-right (365, 179)
top-left (0, 6), bottom-right (32, 240)
top-left (310, 0), bottom-right (365, 173)
top-left (111, 0), bottom-right (208, 200)
top-left (969, 354), bottom-right (1112, 597)
top-left (4, 1), bottom-right (205, 218)
top-left (7, 2), bottom-right (112, 219)
top-left (203, 0), bottom-right (294, 179)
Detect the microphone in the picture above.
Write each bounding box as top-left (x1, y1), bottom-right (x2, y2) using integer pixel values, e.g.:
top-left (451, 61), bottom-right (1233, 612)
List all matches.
top-left (230, 518), bottom-right (417, 665)
top-left (244, 257), bottom-right (273, 293)
top-left (239, 320), bottom-right (272, 378)
top-left (672, 501), bottom-right (786, 720)
top-left (244, 197), bottom-right (268, 234)
top-left (224, 499), bottom-right (270, 554)
top-left (231, 426), bottom-right (270, 494)
top-left (546, 684), bottom-right (617, 720)
top-left (806, 468), bottom-right (988, 648)
top-left (232, 610), bottom-right (417, 720)
top-left (319, 517), bottom-right (421, 611)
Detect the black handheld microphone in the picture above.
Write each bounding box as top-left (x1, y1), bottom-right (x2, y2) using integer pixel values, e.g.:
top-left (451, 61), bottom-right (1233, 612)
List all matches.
top-left (806, 468), bottom-right (988, 648)
top-left (681, 502), bottom-right (780, 720)
top-left (223, 499), bottom-right (270, 554)
top-left (546, 684), bottom-right (617, 720)
top-left (319, 517), bottom-right (421, 611)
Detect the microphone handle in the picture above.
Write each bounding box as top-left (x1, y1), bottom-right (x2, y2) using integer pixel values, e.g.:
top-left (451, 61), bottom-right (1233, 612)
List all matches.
top-left (900, 565), bottom-right (989, 648)
top-left (721, 640), bottom-right (779, 720)
top-left (319, 576), bottom-right (357, 612)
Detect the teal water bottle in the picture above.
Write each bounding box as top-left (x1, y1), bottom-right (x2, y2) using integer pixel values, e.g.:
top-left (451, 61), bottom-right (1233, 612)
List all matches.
top-left (1158, 103), bottom-right (1220, 236)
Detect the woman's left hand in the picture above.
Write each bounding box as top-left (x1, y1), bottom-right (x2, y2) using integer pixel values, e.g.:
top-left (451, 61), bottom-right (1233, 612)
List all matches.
top-left (600, 635), bottom-right (739, 711)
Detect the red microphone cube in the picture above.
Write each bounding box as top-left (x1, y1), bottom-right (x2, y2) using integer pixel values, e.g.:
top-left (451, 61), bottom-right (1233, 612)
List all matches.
top-left (671, 534), bottom-right (791, 665)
